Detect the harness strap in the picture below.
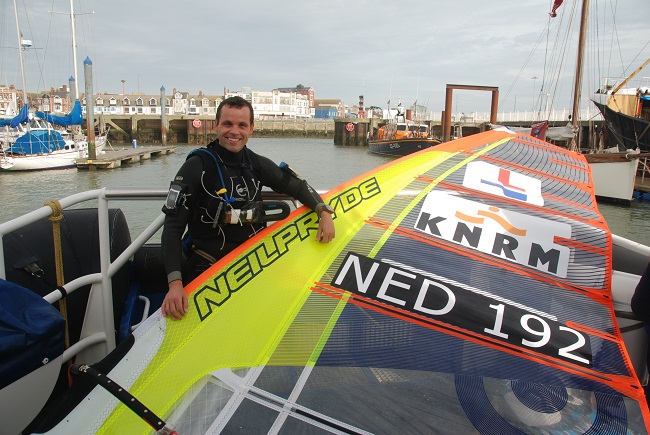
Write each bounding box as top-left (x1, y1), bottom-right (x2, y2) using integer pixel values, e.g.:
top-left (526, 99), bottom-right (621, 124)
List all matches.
top-left (189, 147), bottom-right (235, 204)
top-left (192, 247), bottom-right (218, 264)
top-left (70, 363), bottom-right (178, 434)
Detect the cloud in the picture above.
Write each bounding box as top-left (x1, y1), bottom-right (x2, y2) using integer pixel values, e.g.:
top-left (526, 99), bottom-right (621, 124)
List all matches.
top-left (2, 0), bottom-right (648, 115)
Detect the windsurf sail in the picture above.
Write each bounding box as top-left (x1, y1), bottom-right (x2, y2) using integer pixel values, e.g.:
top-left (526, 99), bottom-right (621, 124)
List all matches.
top-left (36, 130), bottom-right (650, 434)
top-left (35, 100), bottom-right (83, 127)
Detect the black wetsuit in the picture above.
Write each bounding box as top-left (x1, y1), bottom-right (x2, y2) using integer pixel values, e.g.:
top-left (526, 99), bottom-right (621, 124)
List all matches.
top-left (161, 140), bottom-right (324, 284)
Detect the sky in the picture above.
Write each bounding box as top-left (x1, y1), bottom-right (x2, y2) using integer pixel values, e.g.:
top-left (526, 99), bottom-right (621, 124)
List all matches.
top-left (1, 0), bottom-right (648, 116)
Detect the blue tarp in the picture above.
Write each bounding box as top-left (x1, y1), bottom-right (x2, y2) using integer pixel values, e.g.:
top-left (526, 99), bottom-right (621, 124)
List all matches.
top-left (0, 104), bottom-right (29, 128)
top-left (0, 278), bottom-right (65, 390)
top-left (8, 130), bottom-right (67, 155)
top-left (35, 100), bottom-right (83, 127)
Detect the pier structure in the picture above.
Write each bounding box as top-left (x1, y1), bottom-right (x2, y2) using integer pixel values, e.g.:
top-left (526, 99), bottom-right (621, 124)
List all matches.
top-left (75, 145), bottom-right (175, 169)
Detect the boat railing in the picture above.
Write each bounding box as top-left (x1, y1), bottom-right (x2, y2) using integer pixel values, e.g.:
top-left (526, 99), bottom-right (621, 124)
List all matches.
top-left (0, 187), bottom-right (170, 364)
top-left (0, 186), bottom-right (302, 366)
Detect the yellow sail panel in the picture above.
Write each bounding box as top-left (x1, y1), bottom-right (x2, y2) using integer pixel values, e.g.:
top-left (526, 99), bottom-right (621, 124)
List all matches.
top-left (72, 130), bottom-right (648, 434)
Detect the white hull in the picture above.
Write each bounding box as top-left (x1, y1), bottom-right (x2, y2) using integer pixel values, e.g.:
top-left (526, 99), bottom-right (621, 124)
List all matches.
top-left (587, 155), bottom-right (638, 203)
top-left (0, 148), bottom-right (81, 171)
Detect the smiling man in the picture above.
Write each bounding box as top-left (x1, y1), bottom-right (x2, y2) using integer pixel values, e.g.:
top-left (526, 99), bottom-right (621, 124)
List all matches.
top-left (160, 96), bottom-right (335, 319)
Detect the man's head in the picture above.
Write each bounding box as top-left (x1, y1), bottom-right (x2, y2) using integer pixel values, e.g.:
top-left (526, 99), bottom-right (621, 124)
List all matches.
top-left (215, 96), bottom-right (254, 153)
top-left (216, 96), bottom-right (254, 124)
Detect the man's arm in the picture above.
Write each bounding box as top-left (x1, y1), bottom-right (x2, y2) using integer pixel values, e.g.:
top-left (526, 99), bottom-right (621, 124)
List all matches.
top-left (256, 154), bottom-right (336, 242)
top-left (160, 156), bottom-right (202, 319)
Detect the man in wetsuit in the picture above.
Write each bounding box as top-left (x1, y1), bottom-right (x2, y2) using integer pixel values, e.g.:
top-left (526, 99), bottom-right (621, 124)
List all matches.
top-left (160, 96), bottom-right (335, 319)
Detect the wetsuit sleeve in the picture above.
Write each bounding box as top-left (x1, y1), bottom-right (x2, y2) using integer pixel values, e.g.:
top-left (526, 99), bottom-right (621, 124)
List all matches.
top-left (632, 261), bottom-right (650, 323)
top-left (160, 156), bottom-right (204, 284)
top-left (255, 154), bottom-right (324, 210)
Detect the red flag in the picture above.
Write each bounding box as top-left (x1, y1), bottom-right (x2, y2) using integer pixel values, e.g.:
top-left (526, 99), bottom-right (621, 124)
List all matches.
top-left (550, 0), bottom-right (563, 17)
top-left (530, 120), bottom-right (548, 139)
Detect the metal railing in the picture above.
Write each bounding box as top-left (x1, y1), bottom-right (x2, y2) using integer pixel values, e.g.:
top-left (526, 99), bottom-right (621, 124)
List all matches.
top-left (0, 187), bottom-right (167, 364)
top-left (0, 186), bottom-right (302, 365)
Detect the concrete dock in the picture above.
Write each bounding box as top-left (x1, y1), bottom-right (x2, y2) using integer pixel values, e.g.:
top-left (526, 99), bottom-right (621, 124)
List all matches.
top-left (76, 145), bottom-right (176, 169)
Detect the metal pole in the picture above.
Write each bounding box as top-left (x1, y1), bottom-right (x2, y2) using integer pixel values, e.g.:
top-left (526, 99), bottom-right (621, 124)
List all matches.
top-left (12, 0), bottom-right (29, 124)
top-left (443, 86), bottom-right (453, 142)
top-left (84, 57), bottom-right (96, 161)
top-left (161, 86), bottom-right (167, 145)
top-left (69, 0), bottom-right (79, 101)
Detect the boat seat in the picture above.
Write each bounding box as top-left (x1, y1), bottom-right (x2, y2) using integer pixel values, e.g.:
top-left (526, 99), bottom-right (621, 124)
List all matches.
top-left (0, 278), bottom-right (66, 435)
top-left (2, 208), bottom-right (132, 347)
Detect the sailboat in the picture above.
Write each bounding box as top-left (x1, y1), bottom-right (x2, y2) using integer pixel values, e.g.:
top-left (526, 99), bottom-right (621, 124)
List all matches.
top-left (0, 0), bottom-right (86, 171)
top-left (530, 0), bottom-right (646, 204)
top-left (0, 0), bottom-right (106, 171)
top-left (591, 58), bottom-right (650, 153)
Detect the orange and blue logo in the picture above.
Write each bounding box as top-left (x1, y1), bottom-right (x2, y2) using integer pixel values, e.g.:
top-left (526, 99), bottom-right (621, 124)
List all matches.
top-left (463, 161), bottom-right (544, 206)
top-left (415, 191), bottom-right (570, 277)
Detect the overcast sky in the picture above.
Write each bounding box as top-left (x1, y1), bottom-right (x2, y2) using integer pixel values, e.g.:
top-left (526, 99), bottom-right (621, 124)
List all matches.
top-left (1, 0), bottom-right (648, 116)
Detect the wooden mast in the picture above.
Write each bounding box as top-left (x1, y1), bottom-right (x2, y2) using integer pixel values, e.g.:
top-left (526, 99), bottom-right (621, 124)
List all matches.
top-left (569, 0), bottom-right (590, 152)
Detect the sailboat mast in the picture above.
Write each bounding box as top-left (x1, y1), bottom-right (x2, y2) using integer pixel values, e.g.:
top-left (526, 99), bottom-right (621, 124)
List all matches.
top-left (12, 0), bottom-right (28, 112)
top-left (570, 0), bottom-right (590, 152)
top-left (69, 0), bottom-right (79, 100)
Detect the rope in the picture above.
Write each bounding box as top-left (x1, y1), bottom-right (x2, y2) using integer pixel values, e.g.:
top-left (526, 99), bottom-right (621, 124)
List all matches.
top-left (44, 199), bottom-right (70, 350)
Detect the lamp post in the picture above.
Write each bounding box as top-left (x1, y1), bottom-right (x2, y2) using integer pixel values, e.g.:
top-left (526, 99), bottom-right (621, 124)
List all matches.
top-left (121, 79), bottom-right (125, 96)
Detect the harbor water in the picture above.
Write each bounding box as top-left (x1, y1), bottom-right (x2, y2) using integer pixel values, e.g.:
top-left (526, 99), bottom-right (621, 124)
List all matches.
top-left (1, 137), bottom-right (650, 246)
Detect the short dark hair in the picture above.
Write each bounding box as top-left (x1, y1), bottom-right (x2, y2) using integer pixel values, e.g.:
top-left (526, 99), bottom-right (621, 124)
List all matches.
top-left (216, 96), bottom-right (254, 124)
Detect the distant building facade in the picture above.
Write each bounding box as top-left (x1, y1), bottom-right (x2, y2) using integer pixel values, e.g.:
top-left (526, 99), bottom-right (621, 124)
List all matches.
top-left (276, 84), bottom-right (315, 116)
top-left (227, 87), bottom-right (310, 119)
top-left (0, 85), bottom-right (18, 116)
top-left (314, 99), bottom-right (344, 119)
top-left (37, 85), bottom-right (73, 114)
top-left (2, 81), bottom-right (350, 120)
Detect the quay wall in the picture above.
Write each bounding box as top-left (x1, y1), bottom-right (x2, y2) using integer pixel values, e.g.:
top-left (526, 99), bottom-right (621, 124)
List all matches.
top-left (99, 115), bottom-right (601, 149)
top-left (103, 116), bottom-right (335, 144)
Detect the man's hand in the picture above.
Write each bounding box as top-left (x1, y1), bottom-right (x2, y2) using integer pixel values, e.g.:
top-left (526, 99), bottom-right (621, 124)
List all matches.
top-left (161, 280), bottom-right (188, 319)
top-left (316, 211), bottom-right (335, 243)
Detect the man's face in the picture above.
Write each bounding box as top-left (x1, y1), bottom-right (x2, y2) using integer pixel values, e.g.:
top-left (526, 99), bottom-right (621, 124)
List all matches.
top-left (217, 105), bottom-right (254, 153)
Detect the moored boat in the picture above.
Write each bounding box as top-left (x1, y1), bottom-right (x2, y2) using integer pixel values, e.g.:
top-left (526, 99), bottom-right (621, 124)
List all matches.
top-left (592, 59), bottom-right (650, 153)
top-left (369, 103), bottom-right (439, 156)
top-left (368, 136), bottom-right (441, 156)
top-left (0, 0), bottom-right (107, 172)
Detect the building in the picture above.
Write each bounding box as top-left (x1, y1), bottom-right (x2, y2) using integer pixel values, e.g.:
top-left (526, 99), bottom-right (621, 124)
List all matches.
top-left (276, 84), bottom-right (315, 116)
top-left (227, 88), bottom-right (310, 119)
top-left (314, 99), bottom-right (344, 119)
top-left (0, 85), bottom-right (19, 116)
top-left (37, 85), bottom-right (73, 115)
top-left (4, 81), bottom-right (341, 120)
